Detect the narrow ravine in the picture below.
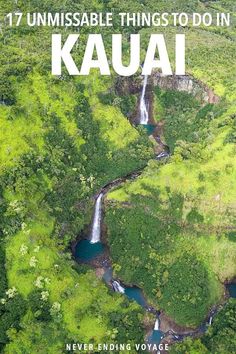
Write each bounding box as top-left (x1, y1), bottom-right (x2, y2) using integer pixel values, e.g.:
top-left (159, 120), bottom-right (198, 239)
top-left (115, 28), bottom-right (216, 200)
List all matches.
top-left (73, 75), bottom-right (236, 351)
top-left (138, 75), bottom-right (170, 160)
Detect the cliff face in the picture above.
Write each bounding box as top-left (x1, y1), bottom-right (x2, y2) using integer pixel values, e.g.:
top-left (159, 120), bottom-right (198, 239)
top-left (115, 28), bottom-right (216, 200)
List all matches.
top-left (116, 73), bottom-right (219, 126)
top-left (152, 74), bottom-right (220, 104)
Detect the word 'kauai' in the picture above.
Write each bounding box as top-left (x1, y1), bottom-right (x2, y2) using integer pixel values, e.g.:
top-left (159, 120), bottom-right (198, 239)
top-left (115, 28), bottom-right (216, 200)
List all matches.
top-left (52, 34), bottom-right (185, 76)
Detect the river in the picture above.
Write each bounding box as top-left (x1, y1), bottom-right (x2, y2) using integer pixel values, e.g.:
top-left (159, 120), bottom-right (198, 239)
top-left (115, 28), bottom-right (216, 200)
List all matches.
top-left (73, 75), bottom-right (236, 349)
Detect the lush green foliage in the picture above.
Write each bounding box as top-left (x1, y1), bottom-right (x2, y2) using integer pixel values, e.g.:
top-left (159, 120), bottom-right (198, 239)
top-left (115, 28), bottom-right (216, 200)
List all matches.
top-left (106, 191), bottom-right (221, 326)
top-left (0, 0), bottom-right (235, 352)
top-left (202, 299), bottom-right (236, 354)
top-left (154, 88), bottom-right (217, 152)
top-left (170, 299), bottom-right (236, 354)
top-left (0, 0), bottom-right (153, 351)
top-left (105, 0), bottom-right (236, 334)
top-left (0, 295), bottom-right (26, 349)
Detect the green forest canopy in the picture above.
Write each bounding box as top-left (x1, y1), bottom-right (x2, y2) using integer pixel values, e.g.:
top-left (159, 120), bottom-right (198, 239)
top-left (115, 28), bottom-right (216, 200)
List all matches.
top-left (0, 0), bottom-right (235, 353)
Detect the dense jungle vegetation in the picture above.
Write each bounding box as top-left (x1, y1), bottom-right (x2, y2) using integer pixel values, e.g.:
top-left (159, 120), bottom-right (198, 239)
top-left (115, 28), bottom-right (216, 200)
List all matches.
top-left (170, 300), bottom-right (236, 354)
top-left (0, 0), bottom-right (236, 353)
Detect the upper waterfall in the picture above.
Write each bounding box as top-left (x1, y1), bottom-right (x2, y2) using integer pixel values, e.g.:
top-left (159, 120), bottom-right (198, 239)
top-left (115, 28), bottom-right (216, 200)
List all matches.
top-left (90, 193), bottom-right (103, 244)
top-left (139, 75), bottom-right (149, 124)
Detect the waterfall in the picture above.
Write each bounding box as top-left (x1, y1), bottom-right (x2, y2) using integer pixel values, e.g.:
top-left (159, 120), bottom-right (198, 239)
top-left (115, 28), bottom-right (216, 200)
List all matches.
top-left (90, 193), bottom-right (103, 244)
top-left (154, 318), bottom-right (159, 331)
top-left (139, 75), bottom-right (149, 124)
top-left (112, 280), bottom-right (125, 294)
top-left (209, 316), bottom-right (213, 325)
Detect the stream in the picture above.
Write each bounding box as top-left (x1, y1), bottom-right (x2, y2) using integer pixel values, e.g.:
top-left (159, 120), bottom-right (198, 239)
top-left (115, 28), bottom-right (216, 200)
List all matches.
top-left (73, 75), bottom-right (235, 350)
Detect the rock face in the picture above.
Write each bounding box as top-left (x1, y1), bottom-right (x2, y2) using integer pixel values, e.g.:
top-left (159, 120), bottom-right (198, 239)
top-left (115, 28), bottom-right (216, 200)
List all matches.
top-left (152, 74), bottom-right (220, 104)
top-left (116, 73), bottom-right (219, 126)
top-left (115, 76), bottom-right (141, 95)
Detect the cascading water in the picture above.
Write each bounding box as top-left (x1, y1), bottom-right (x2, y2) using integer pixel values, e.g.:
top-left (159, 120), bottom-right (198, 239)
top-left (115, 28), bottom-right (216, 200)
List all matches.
top-left (112, 280), bottom-right (125, 294)
top-left (148, 317), bottom-right (163, 346)
top-left (139, 75), bottom-right (149, 124)
top-left (154, 318), bottom-right (160, 331)
top-left (75, 192), bottom-right (104, 260)
top-left (90, 193), bottom-right (103, 244)
top-left (73, 74), bottom-right (225, 346)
